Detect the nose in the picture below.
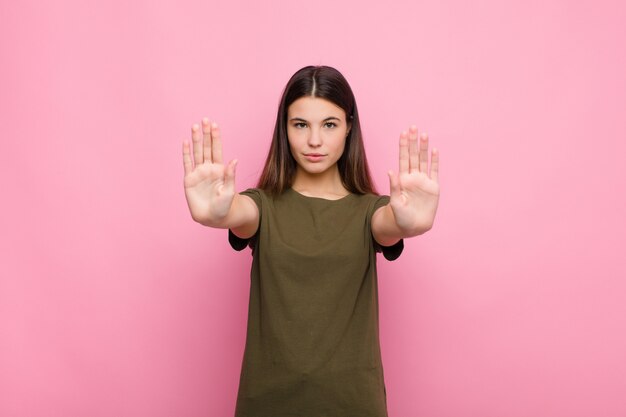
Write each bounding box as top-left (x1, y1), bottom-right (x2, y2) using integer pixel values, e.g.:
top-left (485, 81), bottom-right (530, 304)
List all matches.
top-left (307, 127), bottom-right (322, 147)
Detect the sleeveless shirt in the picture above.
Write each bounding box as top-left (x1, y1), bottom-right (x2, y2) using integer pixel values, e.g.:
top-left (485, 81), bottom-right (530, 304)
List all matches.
top-left (228, 187), bottom-right (404, 417)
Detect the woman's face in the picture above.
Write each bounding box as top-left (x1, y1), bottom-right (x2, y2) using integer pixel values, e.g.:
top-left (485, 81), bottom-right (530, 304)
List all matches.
top-left (286, 96), bottom-right (351, 176)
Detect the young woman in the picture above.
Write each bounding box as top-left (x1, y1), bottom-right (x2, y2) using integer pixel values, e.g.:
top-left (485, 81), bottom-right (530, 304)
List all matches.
top-left (182, 65), bottom-right (440, 417)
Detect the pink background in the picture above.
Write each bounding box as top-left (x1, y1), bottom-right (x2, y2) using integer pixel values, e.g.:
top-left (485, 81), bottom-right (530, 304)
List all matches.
top-left (2, 1), bottom-right (625, 416)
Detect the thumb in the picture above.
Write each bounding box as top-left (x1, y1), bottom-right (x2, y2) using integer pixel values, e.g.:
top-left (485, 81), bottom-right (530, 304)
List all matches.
top-left (388, 170), bottom-right (402, 201)
top-left (224, 159), bottom-right (238, 191)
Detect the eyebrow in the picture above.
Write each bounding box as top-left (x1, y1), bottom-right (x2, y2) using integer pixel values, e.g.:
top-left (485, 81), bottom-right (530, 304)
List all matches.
top-left (289, 117), bottom-right (341, 122)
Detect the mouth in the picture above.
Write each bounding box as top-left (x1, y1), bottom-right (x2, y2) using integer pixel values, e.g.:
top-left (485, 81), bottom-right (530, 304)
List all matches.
top-left (303, 153), bottom-right (326, 162)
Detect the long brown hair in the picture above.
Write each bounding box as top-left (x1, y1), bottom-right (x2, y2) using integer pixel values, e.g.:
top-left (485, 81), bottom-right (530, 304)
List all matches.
top-left (257, 65), bottom-right (378, 195)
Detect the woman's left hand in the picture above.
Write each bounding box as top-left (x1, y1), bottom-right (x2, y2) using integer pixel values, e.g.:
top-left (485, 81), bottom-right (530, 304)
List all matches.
top-left (387, 125), bottom-right (440, 234)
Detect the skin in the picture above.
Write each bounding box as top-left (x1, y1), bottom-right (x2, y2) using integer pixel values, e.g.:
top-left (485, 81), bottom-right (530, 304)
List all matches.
top-left (371, 126), bottom-right (440, 246)
top-left (181, 97), bottom-right (440, 245)
top-left (286, 97), bottom-right (351, 199)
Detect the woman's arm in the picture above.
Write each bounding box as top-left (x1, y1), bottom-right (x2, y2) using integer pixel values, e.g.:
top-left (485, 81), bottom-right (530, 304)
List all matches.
top-left (371, 125), bottom-right (440, 246)
top-left (182, 117), bottom-right (259, 238)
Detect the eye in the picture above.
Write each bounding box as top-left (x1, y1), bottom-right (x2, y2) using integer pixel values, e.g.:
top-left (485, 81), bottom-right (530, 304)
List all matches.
top-left (324, 122), bottom-right (337, 128)
top-left (294, 122), bottom-right (307, 129)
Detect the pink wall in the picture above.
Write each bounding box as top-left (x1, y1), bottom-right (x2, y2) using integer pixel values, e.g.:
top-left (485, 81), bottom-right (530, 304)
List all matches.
top-left (2, 1), bottom-right (625, 416)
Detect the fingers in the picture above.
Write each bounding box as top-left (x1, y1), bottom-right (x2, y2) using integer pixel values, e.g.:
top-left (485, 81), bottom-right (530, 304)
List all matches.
top-left (192, 123), bottom-right (203, 166)
top-left (182, 140), bottom-right (193, 175)
top-left (196, 118), bottom-right (223, 165)
top-left (404, 124), bottom-right (438, 179)
top-left (399, 131), bottom-right (409, 174)
top-left (408, 125), bottom-right (419, 174)
top-left (224, 159), bottom-right (238, 191)
top-left (430, 148), bottom-right (439, 182)
top-left (419, 132), bottom-right (429, 173)
top-left (202, 118), bottom-right (212, 164)
top-left (211, 122), bottom-right (223, 164)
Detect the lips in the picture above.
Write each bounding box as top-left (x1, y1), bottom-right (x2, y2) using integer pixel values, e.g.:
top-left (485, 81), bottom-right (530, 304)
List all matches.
top-left (303, 153), bottom-right (326, 162)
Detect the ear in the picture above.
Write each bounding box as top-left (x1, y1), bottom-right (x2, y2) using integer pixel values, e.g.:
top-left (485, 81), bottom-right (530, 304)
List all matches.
top-left (346, 121), bottom-right (352, 136)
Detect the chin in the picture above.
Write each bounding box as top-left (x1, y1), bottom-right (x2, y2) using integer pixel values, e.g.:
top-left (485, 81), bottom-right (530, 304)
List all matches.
top-left (303, 167), bottom-right (329, 175)
top-left (298, 162), bottom-right (331, 175)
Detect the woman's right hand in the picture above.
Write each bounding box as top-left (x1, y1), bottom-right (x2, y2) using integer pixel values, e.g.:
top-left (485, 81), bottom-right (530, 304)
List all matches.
top-left (182, 118), bottom-right (238, 225)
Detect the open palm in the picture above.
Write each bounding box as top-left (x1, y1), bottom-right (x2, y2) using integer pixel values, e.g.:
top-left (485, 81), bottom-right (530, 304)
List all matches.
top-left (182, 118), bottom-right (237, 222)
top-left (388, 126), bottom-right (440, 233)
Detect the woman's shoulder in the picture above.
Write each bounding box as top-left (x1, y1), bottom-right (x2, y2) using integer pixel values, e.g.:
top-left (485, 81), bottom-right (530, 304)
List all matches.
top-left (357, 191), bottom-right (390, 206)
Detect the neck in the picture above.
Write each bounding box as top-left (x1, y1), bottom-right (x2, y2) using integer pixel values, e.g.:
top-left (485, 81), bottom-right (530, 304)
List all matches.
top-left (291, 165), bottom-right (349, 199)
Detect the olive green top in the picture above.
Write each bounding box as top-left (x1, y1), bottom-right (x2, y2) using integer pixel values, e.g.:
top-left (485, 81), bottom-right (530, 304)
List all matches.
top-left (228, 187), bottom-right (403, 417)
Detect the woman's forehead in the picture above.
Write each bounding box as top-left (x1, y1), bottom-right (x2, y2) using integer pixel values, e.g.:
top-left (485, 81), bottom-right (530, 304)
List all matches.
top-left (288, 96), bottom-right (345, 121)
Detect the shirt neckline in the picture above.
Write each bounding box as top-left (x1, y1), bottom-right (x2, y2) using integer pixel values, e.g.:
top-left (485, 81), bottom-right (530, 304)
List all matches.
top-left (287, 187), bottom-right (356, 203)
